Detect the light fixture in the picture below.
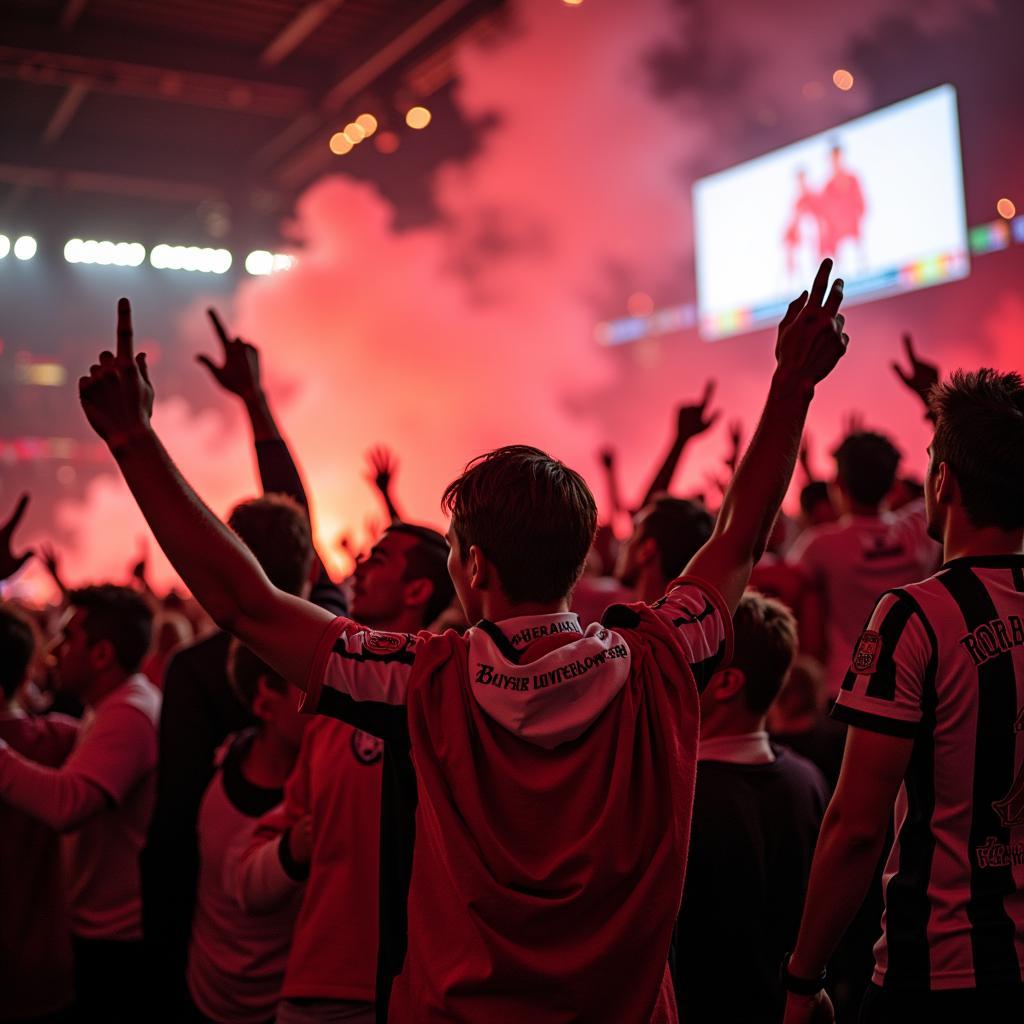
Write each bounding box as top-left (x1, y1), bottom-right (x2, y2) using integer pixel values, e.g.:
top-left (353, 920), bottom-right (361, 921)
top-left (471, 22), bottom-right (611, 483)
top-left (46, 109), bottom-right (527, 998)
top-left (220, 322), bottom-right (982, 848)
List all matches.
top-left (64, 238), bottom-right (146, 267)
top-left (150, 244), bottom-right (231, 274)
top-left (13, 235), bottom-right (37, 260)
top-left (405, 106), bottom-right (431, 130)
top-left (244, 250), bottom-right (295, 276)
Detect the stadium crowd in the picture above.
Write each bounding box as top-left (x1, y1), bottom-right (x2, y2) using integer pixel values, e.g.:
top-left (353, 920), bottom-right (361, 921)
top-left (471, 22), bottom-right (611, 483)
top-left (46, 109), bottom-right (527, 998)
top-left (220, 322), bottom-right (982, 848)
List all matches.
top-left (1, 258), bottom-right (1023, 1023)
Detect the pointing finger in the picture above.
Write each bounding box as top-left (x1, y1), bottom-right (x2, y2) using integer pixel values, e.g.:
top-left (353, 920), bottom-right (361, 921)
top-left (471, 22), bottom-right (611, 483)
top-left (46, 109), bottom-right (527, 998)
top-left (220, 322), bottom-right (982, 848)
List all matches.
top-left (700, 379), bottom-right (716, 409)
top-left (207, 308), bottom-right (232, 351)
top-left (902, 332), bottom-right (916, 364)
top-left (809, 258), bottom-right (833, 309)
top-left (2, 493), bottom-right (30, 535)
top-left (116, 297), bottom-right (134, 362)
top-left (824, 278), bottom-right (844, 317)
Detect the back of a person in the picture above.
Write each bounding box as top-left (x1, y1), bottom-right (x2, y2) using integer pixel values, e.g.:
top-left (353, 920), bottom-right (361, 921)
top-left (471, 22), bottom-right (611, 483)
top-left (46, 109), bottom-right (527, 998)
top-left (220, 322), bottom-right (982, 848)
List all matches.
top-left (189, 732), bottom-right (302, 1023)
top-left (281, 715), bottom-right (382, 1004)
top-left (0, 712), bottom-right (77, 1021)
top-left (388, 587), bottom-right (727, 1023)
top-left (676, 747), bottom-right (827, 1022)
top-left (834, 555), bottom-right (1024, 993)
top-left (66, 674), bottom-right (161, 941)
top-left (795, 507), bottom-right (935, 694)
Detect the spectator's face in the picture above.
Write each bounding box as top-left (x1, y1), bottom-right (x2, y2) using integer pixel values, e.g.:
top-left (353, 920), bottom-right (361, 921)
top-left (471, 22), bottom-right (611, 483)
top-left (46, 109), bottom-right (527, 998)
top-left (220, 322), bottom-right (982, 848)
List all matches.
top-left (350, 531), bottom-right (416, 627)
top-left (53, 609), bottom-right (98, 696)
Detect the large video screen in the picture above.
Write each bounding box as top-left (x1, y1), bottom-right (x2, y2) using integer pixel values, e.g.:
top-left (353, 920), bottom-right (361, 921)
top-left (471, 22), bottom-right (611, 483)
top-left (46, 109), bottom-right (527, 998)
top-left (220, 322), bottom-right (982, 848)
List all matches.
top-left (693, 85), bottom-right (969, 340)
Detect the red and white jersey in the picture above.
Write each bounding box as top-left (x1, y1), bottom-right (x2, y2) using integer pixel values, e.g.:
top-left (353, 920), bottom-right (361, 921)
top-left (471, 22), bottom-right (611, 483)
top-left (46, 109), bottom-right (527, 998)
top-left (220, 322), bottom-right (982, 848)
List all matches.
top-left (789, 501), bottom-right (939, 697)
top-left (832, 554), bottom-right (1024, 991)
top-left (300, 578), bottom-right (732, 1024)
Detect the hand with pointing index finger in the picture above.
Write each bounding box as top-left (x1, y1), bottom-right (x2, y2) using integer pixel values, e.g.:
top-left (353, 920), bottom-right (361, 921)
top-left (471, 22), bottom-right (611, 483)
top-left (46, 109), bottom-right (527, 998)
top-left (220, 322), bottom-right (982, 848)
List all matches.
top-left (774, 258), bottom-right (849, 391)
top-left (79, 298), bottom-right (154, 450)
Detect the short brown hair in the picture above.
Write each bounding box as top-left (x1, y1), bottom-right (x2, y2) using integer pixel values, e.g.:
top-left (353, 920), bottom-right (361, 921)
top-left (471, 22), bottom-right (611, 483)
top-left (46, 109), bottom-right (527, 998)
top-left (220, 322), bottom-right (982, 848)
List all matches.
top-left (730, 591), bottom-right (799, 714)
top-left (228, 494), bottom-right (314, 595)
top-left (442, 445), bottom-right (597, 604)
top-left (930, 369), bottom-right (1024, 530)
top-left (69, 585), bottom-right (154, 674)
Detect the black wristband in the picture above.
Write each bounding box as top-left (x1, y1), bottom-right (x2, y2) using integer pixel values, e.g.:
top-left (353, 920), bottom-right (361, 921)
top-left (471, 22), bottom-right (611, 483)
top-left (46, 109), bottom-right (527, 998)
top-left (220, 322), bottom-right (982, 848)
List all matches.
top-left (780, 953), bottom-right (827, 995)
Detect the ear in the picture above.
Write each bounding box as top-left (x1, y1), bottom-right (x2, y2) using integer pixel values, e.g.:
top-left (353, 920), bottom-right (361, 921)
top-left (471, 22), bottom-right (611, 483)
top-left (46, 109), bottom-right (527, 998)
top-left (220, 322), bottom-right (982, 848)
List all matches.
top-left (403, 577), bottom-right (435, 611)
top-left (637, 536), bottom-right (658, 569)
top-left (88, 638), bottom-right (118, 673)
top-left (934, 460), bottom-right (956, 507)
top-left (707, 666), bottom-right (745, 704)
top-left (251, 676), bottom-right (278, 722)
top-left (467, 544), bottom-right (489, 592)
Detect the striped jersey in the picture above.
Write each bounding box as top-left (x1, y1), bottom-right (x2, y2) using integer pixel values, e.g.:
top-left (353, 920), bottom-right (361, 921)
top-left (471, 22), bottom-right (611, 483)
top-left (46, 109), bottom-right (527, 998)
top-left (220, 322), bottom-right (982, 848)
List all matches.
top-left (832, 554), bottom-right (1024, 991)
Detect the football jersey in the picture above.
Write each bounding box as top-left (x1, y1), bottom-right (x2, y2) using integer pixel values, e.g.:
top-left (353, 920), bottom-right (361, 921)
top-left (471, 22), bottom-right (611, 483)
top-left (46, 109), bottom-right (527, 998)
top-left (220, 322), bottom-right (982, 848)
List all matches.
top-left (300, 578), bottom-right (732, 1023)
top-left (832, 554), bottom-right (1024, 990)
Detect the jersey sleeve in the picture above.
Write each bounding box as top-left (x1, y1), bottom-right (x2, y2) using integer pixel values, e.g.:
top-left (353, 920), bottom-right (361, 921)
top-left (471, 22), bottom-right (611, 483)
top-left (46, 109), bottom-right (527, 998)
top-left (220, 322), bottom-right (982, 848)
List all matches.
top-left (648, 577), bottom-right (734, 690)
top-left (831, 590), bottom-right (932, 738)
top-left (301, 616), bottom-right (420, 718)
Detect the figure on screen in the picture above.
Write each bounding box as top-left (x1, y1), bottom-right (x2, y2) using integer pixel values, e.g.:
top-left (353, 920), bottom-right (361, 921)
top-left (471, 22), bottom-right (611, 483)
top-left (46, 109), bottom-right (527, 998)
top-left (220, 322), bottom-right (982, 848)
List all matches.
top-left (783, 168), bottom-right (822, 283)
top-left (819, 142), bottom-right (866, 270)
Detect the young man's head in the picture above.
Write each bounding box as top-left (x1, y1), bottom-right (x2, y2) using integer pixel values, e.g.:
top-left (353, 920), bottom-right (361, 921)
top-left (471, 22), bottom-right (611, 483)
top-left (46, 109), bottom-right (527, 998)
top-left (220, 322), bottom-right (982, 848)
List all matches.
top-left (831, 431), bottom-right (901, 515)
top-left (228, 494), bottom-right (315, 598)
top-left (799, 481), bottom-right (836, 528)
top-left (700, 591), bottom-right (798, 738)
top-left (0, 602), bottom-right (36, 707)
top-left (229, 641), bottom-right (307, 751)
top-left (442, 445), bottom-right (597, 622)
top-left (55, 585), bottom-right (154, 701)
top-left (926, 369), bottom-right (1024, 544)
top-left (351, 523), bottom-right (454, 631)
top-left (615, 496), bottom-right (714, 603)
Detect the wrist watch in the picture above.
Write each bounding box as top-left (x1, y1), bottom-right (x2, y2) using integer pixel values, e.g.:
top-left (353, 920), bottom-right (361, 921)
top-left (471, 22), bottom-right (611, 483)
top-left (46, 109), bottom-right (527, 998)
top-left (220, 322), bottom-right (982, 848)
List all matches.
top-left (780, 952), bottom-right (827, 995)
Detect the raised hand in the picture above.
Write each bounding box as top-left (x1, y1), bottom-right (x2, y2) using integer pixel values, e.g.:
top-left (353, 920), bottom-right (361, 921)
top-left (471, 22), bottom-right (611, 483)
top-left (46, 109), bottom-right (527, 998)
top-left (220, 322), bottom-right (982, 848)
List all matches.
top-left (0, 494), bottom-right (33, 582)
top-left (774, 259), bottom-right (848, 390)
top-left (841, 410), bottom-right (865, 437)
top-left (891, 332), bottom-right (939, 410)
top-left (79, 298), bottom-right (154, 448)
top-left (198, 309), bottom-right (262, 401)
top-left (676, 380), bottom-right (720, 440)
top-left (598, 448), bottom-right (615, 471)
top-left (366, 446), bottom-right (397, 496)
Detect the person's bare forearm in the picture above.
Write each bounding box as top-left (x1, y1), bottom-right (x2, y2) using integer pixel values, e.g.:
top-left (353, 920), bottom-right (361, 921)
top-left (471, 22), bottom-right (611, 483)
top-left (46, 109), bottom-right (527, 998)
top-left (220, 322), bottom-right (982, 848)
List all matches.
top-left (639, 435), bottom-right (687, 509)
top-left (788, 808), bottom-right (889, 978)
top-left (112, 427), bottom-right (272, 629)
top-left (716, 370), bottom-right (812, 559)
top-left (243, 389), bottom-right (283, 444)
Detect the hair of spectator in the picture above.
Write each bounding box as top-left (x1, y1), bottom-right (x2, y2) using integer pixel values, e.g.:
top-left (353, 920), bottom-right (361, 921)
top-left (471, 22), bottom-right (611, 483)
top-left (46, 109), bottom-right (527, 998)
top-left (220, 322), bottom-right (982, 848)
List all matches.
top-left (641, 496), bottom-right (715, 582)
top-left (441, 445), bottom-right (597, 604)
top-left (799, 480), bottom-right (831, 520)
top-left (228, 639), bottom-right (287, 713)
top-left (930, 369), bottom-right (1024, 531)
top-left (68, 584), bottom-right (154, 674)
top-left (386, 523), bottom-right (456, 625)
top-left (0, 602), bottom-right (37, 699)
top-left (227, 493), bottom-right (314, 595)
top-left (729, 591), bottom-right (799, 715)
top-left (833, 431), bottom-right (901, 507)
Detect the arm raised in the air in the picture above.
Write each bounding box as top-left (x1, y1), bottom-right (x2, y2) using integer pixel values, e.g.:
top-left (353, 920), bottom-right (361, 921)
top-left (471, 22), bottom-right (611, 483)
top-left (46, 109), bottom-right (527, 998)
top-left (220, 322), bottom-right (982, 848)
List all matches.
top-left (683, 259), bottom-right (848, 615)
top-left (79, 299), bottom-right (333, 690)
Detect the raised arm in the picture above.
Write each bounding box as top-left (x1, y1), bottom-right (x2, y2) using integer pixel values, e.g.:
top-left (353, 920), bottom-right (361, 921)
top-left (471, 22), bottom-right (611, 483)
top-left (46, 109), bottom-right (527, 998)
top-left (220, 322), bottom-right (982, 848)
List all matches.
top-left (0, 494), bottom-right (33, 584)
top-left (638, 381), bottom-right (719, 509)
top-left (365, 445), bottom-right (403, 524)
top-left (597, 448), bottom-right (624, 522)
top-left (891, 332), bottom-right (939, 422)
top-left (683, 259), bottom-right (848, 614)
top-left (79, 299), bottom-right (333, 689)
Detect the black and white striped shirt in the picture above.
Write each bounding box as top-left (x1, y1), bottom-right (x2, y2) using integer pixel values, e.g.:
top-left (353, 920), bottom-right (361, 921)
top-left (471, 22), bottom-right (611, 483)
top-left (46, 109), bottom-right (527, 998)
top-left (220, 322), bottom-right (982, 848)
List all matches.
top-left (832, 554), bottom-right (1024, 991)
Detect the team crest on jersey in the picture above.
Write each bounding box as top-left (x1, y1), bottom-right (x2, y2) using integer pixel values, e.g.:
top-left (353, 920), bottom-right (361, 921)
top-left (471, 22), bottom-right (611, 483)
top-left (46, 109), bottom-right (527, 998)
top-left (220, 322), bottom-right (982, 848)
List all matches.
top-left (852, 630), bottom-right (882, 674)
top-left (351, 730), bottom-right (384, 765)
top-left (364, 631), bottom-right (407, 655)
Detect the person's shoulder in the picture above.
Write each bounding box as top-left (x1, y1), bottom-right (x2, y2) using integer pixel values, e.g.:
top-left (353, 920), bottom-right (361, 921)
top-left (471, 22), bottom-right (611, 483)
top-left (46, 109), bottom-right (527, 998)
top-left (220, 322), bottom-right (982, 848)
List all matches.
top-left (773, 744), bottom-right (828, 791)
top-left (103, 674), bottom-right (162, 725)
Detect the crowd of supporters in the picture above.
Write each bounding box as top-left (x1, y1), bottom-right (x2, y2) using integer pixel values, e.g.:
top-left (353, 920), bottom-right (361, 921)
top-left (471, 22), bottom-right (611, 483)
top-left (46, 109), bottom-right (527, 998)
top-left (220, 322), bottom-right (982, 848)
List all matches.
top-left (1, 259), bottom-right (1023, 1023)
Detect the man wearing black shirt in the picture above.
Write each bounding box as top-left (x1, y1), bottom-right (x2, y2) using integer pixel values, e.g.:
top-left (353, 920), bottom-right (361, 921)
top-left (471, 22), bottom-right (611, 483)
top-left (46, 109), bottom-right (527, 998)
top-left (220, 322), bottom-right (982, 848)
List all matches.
top-left (675, 591), bottom-right (828, 1022)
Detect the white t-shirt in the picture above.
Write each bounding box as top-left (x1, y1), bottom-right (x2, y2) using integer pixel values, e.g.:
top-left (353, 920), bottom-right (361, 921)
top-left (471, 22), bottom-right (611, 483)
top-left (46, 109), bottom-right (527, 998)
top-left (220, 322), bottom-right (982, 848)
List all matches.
top-left (789, 501), bottom-right (938, 697)
top-left (63, 674), bottom-right (161, 940)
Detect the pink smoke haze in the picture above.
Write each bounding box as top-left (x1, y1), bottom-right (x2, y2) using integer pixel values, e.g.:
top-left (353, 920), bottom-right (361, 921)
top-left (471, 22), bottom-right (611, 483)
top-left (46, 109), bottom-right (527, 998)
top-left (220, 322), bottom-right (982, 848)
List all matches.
top-left (18, 0), bottom-right (1020, 600)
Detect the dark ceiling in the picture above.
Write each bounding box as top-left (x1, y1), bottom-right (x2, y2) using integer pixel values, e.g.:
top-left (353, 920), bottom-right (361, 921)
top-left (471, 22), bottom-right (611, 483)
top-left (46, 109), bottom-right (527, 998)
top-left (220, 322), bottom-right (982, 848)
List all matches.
top-left (0, 0), bottom-right (506, 252)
